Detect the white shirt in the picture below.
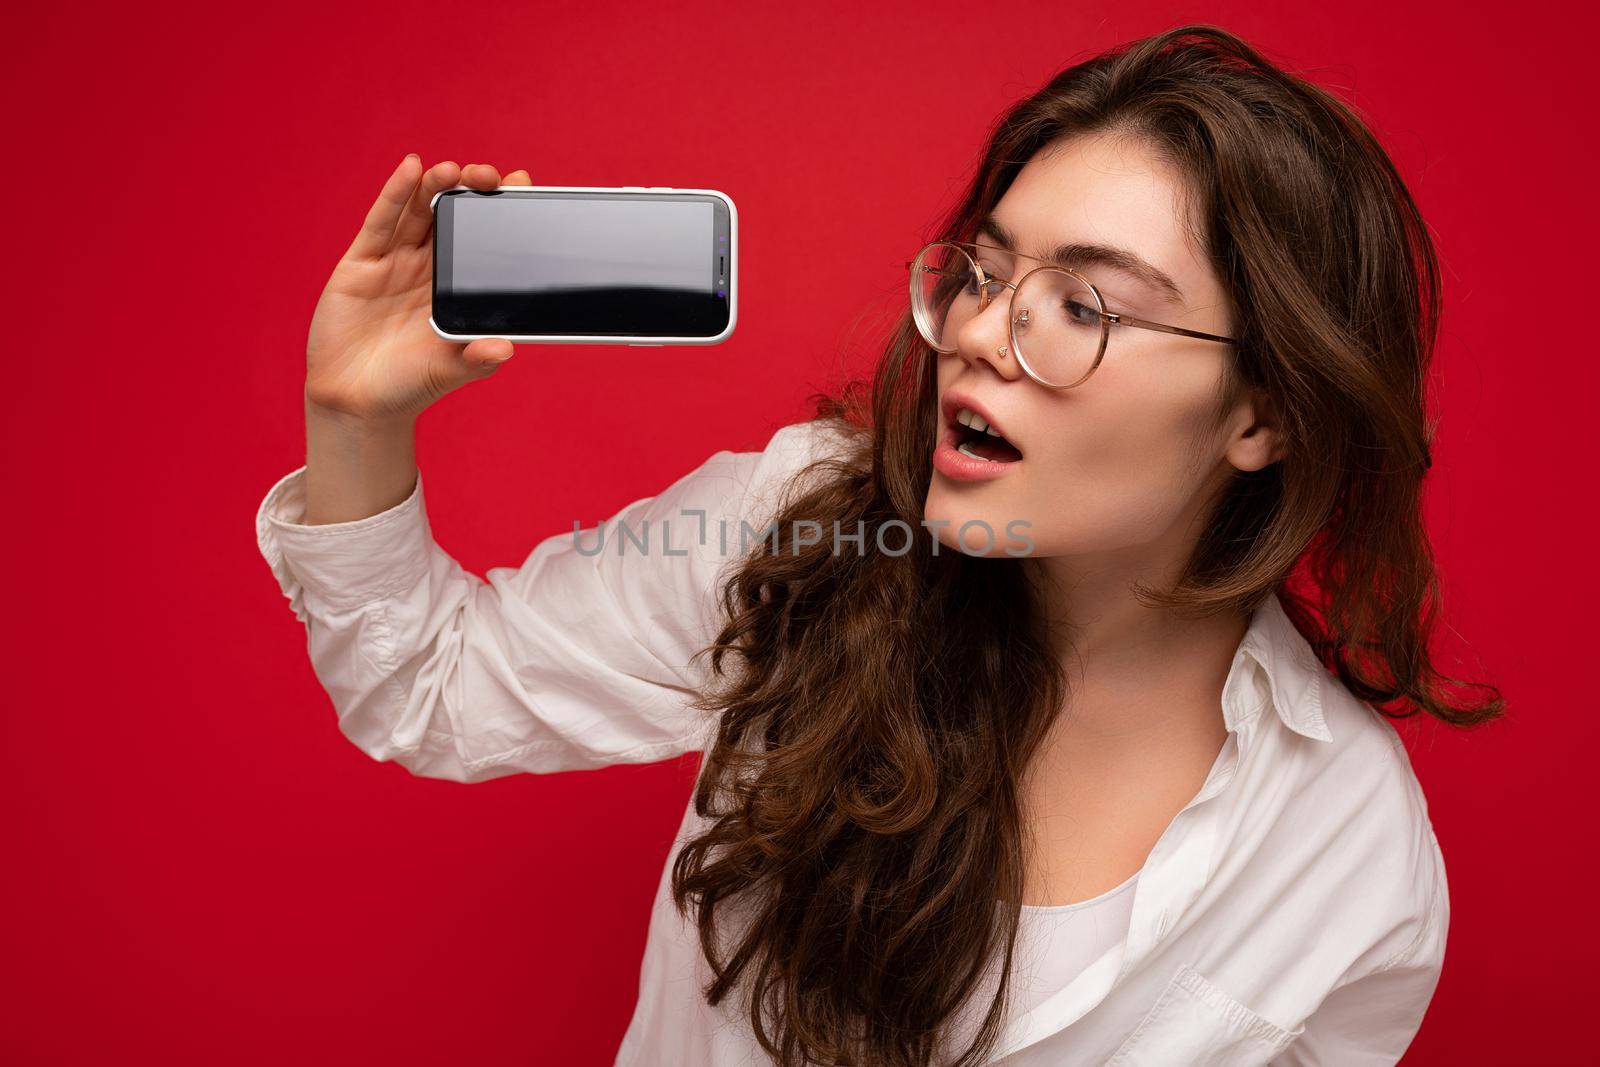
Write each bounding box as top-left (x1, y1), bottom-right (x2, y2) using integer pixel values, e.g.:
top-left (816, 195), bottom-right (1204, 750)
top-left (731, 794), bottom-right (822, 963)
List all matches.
top-left (255, 419), bottom-right (1449, 1066)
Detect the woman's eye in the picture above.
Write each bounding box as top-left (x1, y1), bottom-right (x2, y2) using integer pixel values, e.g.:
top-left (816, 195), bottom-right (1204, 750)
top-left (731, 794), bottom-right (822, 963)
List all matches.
top-left (965, 272), bottom-right (1005, 298)
top-left (1064, 299), bottom-right (1099, 326)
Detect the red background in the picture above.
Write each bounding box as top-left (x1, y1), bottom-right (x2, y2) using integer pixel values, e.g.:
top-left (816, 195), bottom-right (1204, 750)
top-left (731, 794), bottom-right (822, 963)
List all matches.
top-left (4, 1), bottom-right (1592, 1063)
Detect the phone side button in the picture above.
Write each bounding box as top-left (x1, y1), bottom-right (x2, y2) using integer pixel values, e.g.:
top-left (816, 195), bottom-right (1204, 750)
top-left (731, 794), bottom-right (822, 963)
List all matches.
top-left (628, 342), bottom-right (664, 346)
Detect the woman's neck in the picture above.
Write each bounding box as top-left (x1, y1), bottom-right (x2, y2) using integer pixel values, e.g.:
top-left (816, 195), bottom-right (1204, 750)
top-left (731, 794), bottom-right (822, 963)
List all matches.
top-left (1024, 556), bottom-right (1250, 748)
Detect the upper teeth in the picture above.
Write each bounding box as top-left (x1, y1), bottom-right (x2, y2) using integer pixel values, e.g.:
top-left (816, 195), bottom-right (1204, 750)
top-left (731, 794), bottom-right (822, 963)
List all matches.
top-left (956, 407), bottom-right (1003, 436)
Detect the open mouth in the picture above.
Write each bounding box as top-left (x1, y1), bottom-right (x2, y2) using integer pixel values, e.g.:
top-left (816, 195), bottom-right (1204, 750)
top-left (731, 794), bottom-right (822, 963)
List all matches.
top-left (952, 409), bottom-right (1024, 463)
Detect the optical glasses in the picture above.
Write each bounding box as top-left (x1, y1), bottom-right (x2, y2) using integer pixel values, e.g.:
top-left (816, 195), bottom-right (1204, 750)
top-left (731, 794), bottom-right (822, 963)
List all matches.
top-left (905, 240), bottom-right (1237, 389)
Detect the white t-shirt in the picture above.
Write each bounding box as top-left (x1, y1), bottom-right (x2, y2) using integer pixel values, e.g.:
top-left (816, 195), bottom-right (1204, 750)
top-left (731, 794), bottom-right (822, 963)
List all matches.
top-left (255, 418), bottom-right (1449, 1066)
top-left (1013, 870), bottom-right (1141, 1018)
top-left (933, 869), bottom-right (1146, 1060)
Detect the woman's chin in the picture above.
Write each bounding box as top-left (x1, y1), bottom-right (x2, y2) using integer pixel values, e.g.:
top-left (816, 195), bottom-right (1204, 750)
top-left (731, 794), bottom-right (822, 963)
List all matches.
top-left (920, 512), bottom-right (1038, 559)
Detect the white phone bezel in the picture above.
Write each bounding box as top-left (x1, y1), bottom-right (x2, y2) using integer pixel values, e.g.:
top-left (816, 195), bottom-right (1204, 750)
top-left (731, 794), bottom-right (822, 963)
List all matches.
top-left (427, 185), bottom-right (737, 346)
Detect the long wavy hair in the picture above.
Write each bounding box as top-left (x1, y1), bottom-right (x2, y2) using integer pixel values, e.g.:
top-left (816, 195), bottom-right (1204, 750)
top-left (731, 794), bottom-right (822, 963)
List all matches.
top-left (670, 23), bottom-right (1504, 1067)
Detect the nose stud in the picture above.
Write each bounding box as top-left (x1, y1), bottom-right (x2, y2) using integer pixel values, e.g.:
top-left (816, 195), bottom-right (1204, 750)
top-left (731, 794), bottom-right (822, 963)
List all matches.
top-left (997, 346), bottom-right (1009, 357)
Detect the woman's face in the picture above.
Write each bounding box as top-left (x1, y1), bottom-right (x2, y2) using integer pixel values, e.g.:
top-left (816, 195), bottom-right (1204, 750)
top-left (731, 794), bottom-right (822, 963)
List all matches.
top-left (923, 130), bottom-right (1279, 566)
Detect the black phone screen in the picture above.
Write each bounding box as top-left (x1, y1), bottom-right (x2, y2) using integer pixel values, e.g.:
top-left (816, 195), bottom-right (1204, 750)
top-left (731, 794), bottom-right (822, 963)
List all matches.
top-left (432, 189), bottom-right (732, 339)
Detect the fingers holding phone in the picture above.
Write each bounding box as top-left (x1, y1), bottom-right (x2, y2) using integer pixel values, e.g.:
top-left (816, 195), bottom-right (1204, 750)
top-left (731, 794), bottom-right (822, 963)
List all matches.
top-left (306, 156), bottom-right (522, 424)
top-left (387, 158), bottom-right (465, 251)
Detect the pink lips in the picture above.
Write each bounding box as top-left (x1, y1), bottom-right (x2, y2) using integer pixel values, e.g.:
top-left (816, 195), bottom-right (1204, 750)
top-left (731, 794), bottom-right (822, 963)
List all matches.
top-left (932, 424), bottom-right (1021, 481)
top-left (934, 389), bottom-right (1023, 482)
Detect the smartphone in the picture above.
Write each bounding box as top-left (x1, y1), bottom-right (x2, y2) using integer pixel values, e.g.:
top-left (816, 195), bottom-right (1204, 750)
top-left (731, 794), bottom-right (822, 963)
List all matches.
top-left (429, 185), bottom-right (736, 346)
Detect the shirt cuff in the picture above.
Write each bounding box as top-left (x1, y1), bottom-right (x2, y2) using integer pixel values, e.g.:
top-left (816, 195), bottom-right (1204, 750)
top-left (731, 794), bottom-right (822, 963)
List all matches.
top-left (254, 465), bottom-right (433, 617)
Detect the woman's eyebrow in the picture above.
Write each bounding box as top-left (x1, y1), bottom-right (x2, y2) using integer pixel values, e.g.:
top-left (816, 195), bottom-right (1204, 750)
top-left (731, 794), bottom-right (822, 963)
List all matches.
top-left (978, 215), bottom-right (1186, 304)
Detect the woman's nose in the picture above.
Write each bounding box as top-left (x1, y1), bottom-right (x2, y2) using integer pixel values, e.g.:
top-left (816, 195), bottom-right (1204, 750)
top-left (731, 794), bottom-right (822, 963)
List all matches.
top-left (952, 290), bottom-right (1025, 381)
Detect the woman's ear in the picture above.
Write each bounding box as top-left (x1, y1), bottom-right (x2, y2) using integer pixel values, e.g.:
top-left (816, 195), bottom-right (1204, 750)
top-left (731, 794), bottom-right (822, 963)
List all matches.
top-left (1225, 387), bottom-right (1286, 472)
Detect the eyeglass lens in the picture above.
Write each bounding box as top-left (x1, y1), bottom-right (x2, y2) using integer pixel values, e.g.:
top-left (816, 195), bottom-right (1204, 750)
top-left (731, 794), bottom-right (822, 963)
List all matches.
top-left (911, 242), bottom-right (1106, 388)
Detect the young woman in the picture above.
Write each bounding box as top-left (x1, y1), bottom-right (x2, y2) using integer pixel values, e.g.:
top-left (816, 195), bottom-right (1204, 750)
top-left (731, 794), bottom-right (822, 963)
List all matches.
top-left (256, 24), bottom-right (1501, 1067)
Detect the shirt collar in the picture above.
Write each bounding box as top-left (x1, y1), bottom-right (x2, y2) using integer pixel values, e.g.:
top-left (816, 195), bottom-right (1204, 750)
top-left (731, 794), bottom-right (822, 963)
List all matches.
top-left (1223, 589), bottom-right (1335, 744)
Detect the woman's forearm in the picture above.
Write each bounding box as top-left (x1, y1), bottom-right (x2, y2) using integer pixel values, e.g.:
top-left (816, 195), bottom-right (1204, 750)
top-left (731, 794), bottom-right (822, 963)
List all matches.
top-left (302, 394), bottom-right (419, 525)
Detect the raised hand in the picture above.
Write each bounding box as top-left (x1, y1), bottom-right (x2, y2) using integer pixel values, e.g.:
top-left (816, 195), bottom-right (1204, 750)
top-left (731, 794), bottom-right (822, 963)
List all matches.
top-left (304, 156), bottom-right (534, 422)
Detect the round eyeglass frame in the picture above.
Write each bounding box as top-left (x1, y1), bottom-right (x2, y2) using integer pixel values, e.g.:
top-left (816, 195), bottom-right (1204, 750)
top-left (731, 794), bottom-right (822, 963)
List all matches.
top-left (906, 240), bottom-right (1238, 390)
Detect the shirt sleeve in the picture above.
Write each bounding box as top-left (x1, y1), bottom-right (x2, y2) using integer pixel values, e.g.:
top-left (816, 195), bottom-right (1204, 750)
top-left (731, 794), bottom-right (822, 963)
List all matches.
top-left (1272, 827), bottom-right (1451, 1066)
top-left (254, 419), bottom-right (844, 783)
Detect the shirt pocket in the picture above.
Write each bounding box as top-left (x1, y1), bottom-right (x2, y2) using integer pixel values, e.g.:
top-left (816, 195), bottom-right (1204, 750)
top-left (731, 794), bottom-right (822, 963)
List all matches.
top-left (1104, 964), bottom-right (1301, 1066)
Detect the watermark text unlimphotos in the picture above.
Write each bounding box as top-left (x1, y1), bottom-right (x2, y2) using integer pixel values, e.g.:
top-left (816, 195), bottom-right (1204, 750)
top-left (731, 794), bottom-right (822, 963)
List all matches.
top-left (571, 511), bottom-right (1036, 558)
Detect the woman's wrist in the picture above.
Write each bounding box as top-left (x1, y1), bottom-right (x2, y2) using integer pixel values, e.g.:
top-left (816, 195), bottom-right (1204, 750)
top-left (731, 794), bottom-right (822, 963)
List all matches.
top-left (302, 394), bottom-right (419, 525)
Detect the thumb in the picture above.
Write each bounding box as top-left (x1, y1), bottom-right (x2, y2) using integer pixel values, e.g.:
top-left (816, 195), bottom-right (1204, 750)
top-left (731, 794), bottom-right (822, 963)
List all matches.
top-left (461, 337), bottom-right (515, 379)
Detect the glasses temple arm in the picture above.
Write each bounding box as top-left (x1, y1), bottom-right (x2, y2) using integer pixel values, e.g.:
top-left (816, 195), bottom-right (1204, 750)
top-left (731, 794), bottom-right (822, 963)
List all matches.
top-left (1106, 311), bottom-right (1237, 346)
